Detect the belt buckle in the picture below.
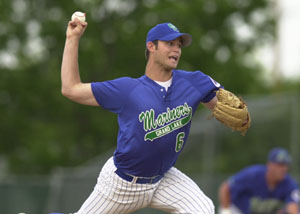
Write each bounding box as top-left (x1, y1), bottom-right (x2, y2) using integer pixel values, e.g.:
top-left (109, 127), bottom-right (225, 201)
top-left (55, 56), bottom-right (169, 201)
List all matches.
top-left (149, 175), bottom-right (160, 184)
top-left (125, 173), bottom-right (161, 184)
top-left (149, 177), bottom-right (154, 184)
top-left (132, 176), bottom-right (138, 183)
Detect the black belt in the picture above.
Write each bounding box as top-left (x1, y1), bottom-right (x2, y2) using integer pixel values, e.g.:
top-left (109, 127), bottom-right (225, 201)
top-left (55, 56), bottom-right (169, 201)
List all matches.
top-left (115, 169), bottom-right (163, 184)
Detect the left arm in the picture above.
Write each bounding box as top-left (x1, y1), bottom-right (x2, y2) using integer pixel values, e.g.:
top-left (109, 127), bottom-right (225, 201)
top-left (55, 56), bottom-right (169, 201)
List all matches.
top-left (202, 96), bottom-right (217, 110)
top-left (285, 202), bottom-right (299, 214)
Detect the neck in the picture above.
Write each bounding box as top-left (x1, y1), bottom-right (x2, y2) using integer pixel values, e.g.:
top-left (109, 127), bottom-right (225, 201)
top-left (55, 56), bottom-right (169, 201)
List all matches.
top-left (265, 170), bottom-right (279, 190)
top-left (145, 60), bottom-right (173, 82)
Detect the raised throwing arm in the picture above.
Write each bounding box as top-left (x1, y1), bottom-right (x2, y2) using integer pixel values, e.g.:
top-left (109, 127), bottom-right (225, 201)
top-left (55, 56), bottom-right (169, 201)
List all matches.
top-left (61, 17), bottom-right (98, 106)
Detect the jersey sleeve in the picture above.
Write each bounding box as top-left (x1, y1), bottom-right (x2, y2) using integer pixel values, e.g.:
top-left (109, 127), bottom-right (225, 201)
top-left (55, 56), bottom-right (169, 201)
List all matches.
top-left (91, 77), bottom-right (136, 114)
top-left (284, 178), bottom-right (300, 204)
top-left (188, 70), bottom-right (223, 103)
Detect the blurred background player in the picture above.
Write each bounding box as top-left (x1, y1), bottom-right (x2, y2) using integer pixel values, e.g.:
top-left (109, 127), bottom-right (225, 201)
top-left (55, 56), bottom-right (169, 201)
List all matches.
top-left (218, 147), bottom-right (300, 214)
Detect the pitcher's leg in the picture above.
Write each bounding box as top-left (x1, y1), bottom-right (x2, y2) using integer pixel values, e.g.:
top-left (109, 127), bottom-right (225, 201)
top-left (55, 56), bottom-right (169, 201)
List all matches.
top-left (76, 157), bottom-right (156, 214)
top-left (149, 167), bottom-right (214, 214)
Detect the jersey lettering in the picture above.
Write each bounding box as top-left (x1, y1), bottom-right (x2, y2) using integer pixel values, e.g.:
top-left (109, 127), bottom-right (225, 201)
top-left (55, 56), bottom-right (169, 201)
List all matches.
top-left (250, 197), bottom-right (283, 214)
top-left (139, 103), bottom-right (192, 141)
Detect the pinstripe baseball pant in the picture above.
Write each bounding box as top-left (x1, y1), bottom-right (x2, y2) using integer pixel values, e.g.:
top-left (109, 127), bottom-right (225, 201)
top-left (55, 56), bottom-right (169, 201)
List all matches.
top-left (76, 157), bottom-right (214, 214)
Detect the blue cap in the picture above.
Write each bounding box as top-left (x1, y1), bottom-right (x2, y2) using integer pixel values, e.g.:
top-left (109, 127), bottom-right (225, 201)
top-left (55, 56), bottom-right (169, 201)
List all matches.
top-left (268, 147), bottom-right (291, 164)
top-left (146, 23), bottom-right (192, 47)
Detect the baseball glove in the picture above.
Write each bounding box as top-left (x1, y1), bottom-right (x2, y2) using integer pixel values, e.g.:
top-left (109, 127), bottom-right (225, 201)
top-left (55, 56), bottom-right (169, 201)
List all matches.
top-left (212, 88), bottom-right (251, 136)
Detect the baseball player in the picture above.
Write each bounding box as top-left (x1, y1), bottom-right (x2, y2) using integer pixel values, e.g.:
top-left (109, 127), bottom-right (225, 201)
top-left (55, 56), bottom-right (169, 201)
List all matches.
top-left (61, 17), bottom-right (250, 214)
top-left (218, 147), bottom-right (300, 214)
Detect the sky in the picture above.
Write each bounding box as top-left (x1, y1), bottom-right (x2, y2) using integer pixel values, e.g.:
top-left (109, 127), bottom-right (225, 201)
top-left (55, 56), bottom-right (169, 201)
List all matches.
top-left (256, 0), bottom-right (300, 80)
top-left (276, 0), bottom-right (300, 78)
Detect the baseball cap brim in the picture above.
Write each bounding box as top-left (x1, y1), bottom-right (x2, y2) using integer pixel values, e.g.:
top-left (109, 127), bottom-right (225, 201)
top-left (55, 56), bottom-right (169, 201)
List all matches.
top-left (158, 32), bottom-right (192, 47)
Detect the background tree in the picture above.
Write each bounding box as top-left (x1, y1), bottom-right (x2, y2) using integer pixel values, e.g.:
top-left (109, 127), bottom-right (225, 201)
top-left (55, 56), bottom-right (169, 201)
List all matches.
top-left (1, 0), bottom-right (297, 175)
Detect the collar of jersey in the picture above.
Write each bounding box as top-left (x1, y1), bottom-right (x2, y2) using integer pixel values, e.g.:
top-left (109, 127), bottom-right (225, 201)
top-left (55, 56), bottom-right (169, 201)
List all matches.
top-left (141, 70), bottom-right (177, 89)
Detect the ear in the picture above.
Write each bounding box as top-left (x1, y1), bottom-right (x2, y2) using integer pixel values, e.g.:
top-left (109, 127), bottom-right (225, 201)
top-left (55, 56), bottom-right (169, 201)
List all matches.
top-left (146, 41), bottom-right (156, 53)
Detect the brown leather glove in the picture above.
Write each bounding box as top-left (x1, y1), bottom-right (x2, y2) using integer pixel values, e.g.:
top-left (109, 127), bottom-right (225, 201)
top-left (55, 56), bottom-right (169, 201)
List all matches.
top-left (212, 88), bottom-right (251, 136)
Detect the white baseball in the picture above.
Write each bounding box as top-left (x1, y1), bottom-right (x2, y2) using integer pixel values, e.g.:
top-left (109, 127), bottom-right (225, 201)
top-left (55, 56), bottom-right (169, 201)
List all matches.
top-left (71, 11), bottom-right (86, 22)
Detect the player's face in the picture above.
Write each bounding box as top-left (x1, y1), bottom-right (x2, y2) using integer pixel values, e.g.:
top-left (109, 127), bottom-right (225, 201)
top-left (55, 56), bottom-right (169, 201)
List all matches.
top-left (153, 38), bottom-right (182, 70)
top-left (268, 162), bottom-right (289, 181)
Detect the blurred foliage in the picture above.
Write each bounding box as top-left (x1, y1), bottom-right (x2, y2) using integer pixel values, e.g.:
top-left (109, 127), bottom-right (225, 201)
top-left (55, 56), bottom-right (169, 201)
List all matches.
top-left (0, 0), bottom-right (298, 175)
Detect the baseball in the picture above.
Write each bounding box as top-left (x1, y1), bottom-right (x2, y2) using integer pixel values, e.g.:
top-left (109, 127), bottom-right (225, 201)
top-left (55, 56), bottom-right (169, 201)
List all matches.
top-left (71, 11), bottom-right (86, 22)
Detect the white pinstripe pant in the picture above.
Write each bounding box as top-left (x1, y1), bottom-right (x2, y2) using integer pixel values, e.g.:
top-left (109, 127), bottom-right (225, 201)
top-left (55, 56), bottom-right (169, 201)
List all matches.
top-left (76, 157), bottom-right (214, 214)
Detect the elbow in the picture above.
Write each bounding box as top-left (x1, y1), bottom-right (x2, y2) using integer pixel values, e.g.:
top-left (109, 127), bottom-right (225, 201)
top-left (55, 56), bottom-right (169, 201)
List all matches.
top-left (61, 87), bottom-right (73, 99)
top-left (61, 87), bottom-right (68, 97)
top-left (61, 85), bottom-right (82, 102)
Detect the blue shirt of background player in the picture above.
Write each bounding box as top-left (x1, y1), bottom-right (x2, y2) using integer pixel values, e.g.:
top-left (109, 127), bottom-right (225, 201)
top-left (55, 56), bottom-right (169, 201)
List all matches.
top-left (228, 165), bottom-right (300, 214)
top-left (91, 69), bottom-right (221, 177)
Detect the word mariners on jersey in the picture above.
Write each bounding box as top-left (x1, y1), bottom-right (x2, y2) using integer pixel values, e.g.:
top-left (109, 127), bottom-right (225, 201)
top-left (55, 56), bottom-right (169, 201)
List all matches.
top-left (139, 102), bottom-right (192, 141)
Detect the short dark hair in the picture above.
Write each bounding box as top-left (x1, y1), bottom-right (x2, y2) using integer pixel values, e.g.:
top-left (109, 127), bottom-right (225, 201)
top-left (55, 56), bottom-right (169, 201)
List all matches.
top-left (145, 40), bottom-right (158, 61)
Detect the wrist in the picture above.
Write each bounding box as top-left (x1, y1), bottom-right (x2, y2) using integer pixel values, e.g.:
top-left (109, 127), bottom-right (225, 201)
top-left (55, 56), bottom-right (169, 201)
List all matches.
top-left (66, 35), bottom-right (80, 42)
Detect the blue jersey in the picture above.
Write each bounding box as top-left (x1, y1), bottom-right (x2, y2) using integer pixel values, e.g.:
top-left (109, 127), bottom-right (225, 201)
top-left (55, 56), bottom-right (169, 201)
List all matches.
top-left (229, 165), bottom-right (300, 214)
top-left (91, 69), bottom-right (221, 177)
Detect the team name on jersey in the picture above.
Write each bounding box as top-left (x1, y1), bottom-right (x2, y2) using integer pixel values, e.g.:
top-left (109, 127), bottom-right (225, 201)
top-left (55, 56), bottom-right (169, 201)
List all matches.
top-left (250, 197), bottom-right (283, 214)
top-left (138, 103), bottom-right (192, 141)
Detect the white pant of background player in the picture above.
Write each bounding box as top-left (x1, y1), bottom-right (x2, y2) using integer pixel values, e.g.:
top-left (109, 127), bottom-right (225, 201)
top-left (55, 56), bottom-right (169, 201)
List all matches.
top-left (218, 206), bottom-right (243, 214)
top-left (76, 157), bottom-right (214, 214)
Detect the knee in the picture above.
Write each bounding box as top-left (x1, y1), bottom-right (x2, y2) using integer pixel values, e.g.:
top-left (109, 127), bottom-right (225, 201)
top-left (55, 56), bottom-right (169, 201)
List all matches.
top-left (202, 197), bottom-right (215, 214)
top-left (194, 195), bottom-right (215, 214)
top-left (207, 197), bottom-right (215, 214)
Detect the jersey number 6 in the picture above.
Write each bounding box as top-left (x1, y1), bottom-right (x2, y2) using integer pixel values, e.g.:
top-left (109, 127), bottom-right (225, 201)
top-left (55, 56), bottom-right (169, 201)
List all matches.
top-left (175, 132), bottom-right (185, 152)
